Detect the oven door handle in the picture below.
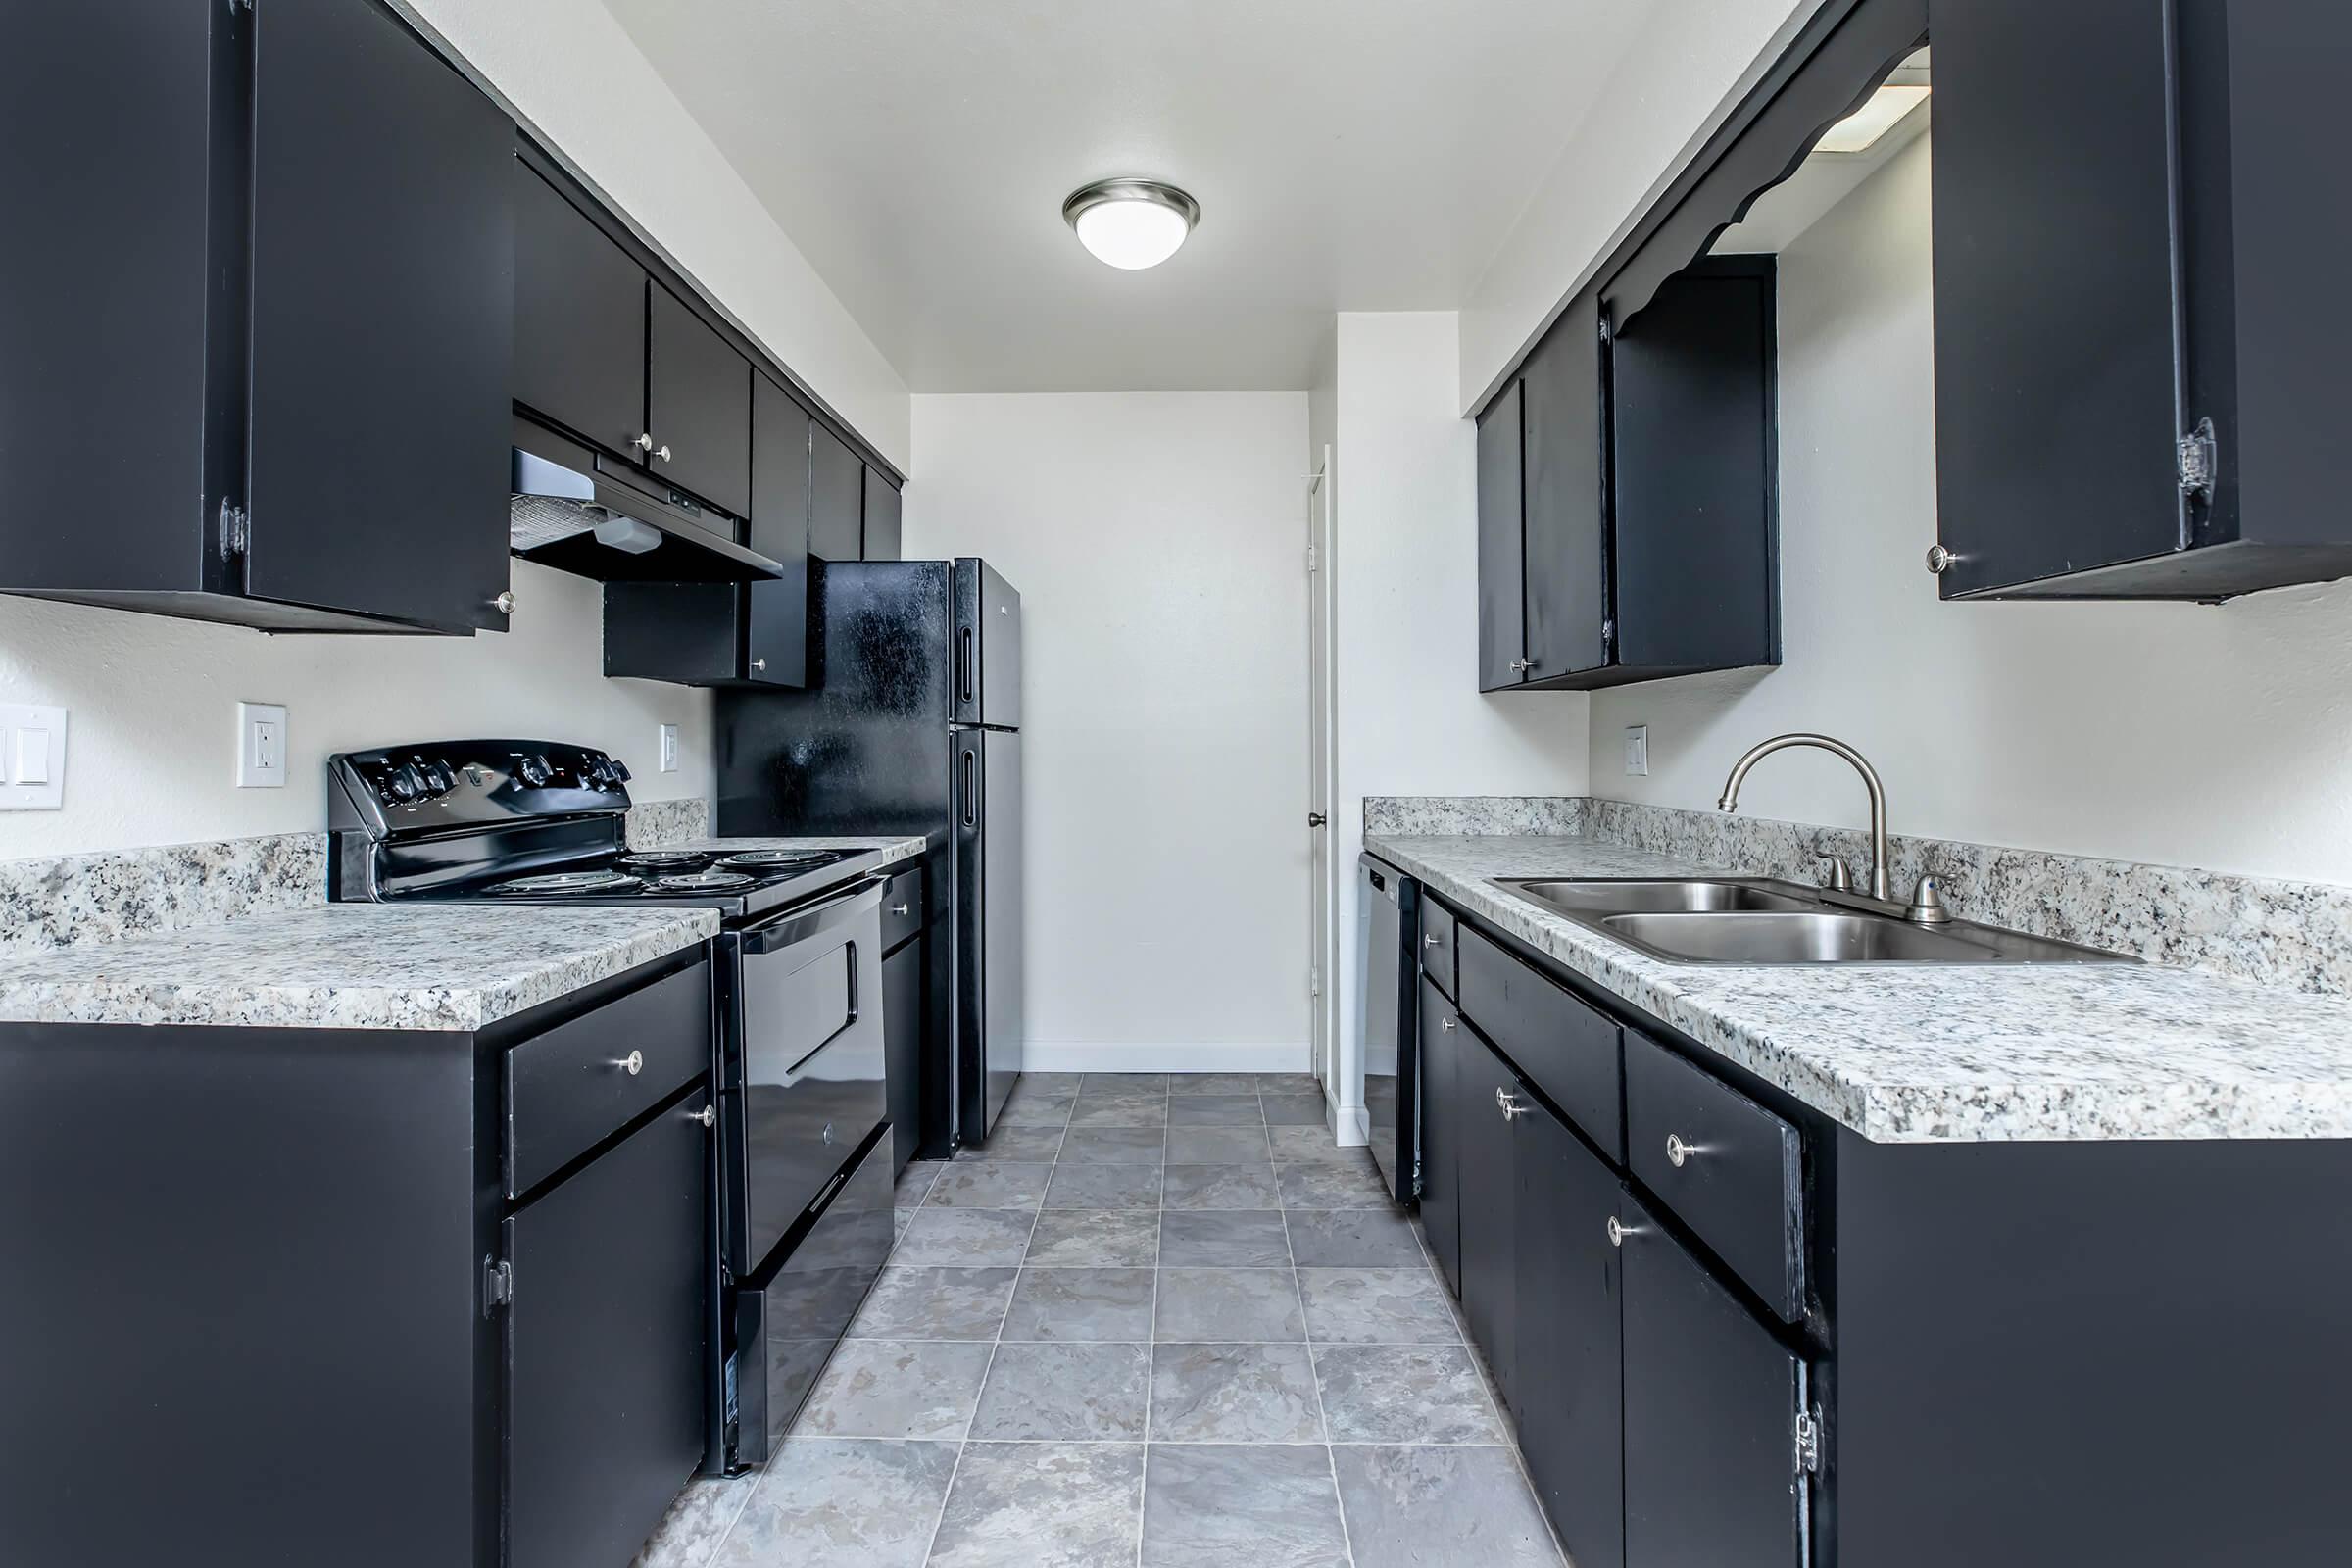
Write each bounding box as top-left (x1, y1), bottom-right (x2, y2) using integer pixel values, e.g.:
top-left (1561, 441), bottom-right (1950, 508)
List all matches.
top-left (738, 877), bottom-right (885, 955)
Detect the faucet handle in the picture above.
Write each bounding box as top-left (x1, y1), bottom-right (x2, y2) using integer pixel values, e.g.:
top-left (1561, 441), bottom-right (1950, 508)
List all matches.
top-left (1816, 855), bottom-right (1855, 893)
top-left (1906, 873), bottom-right (1955, 925)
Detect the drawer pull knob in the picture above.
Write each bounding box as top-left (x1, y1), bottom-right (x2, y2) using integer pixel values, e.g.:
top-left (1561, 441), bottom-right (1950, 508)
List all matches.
top-left (1495, 1086), bottom-right (1529, 1121)
top-left (621, 1050), bottom-right (644, 1076)
top-left (1424, 933), bottom-right (1442, 948)
top-left (692, 1105), bottom-right (716, 1129)
top-left (1666, 1133), bottom-right (1695, 1167)
top-left (1439, 1016), bottom-right (1455, 1031)
top-left (892, 903), bottom-right (911, 916)
top-left (1606, 1215), bottom-right (1643, 1248)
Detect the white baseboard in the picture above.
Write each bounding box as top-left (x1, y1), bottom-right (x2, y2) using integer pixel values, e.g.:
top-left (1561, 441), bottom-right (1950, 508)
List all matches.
top-left (1018, 1041), bottom-right (1313, 1075)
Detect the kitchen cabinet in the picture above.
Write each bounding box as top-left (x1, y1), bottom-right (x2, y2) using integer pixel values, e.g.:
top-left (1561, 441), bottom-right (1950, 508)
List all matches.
top-left (1416, 973), bottom-right (1463, 1295)
top-left (1520, 294), bottom-right (1608, 683)
top-left (1475, 382), bottom-right (1527, 689)
top-left (1454, 1023), bottom-right (1521, 1395)
top-left (863, 467), bottom-right (905, 561)
top-left (514, 163), bottom-right (648, 458)
top-left (1, 0), bottom-right (514, 635)
top-left (809, 425), bottom-right (865, 561)
top-left (883, 933), bottom-right (925, 1175)
top-left (648, 286), bottom-right (754, 519)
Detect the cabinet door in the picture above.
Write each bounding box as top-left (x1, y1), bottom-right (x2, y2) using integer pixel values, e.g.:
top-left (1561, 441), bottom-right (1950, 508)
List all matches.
top-left (1515, 1102), bottom-right (1625, 1568)
top-left (1416, 974), bottom-right (1461, 1296)
top-left (809, 424), bottom-right (865, 561)
top-left (1521, 291), bottom-right (1610, 679)
top-left (863, 468), bottom-right (904, 561)
top-left (1455, 1025), bottom-right (1519, 1399)
top-left (506, 1089), bottom-right (709, 1568)
top-left (648, 285), bottom-right (753, 518)
top-left (1930, 0), bottom-right (2184, 594)
top-left (1619, 1191), bottom-right (1805, 1568)
top-left (244, 0), bottom-right (514, 633)
top-left (746, 372), bottom-right (812, 688)
top-left (1475, 381), bottom-right (1526, 690)
top-left (514, 163), bottom-right (648, 457)
top-left (884, 935), bottom-right (924, 1175)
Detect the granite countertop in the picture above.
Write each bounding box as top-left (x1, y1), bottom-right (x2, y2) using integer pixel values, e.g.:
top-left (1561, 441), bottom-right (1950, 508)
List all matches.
top-left (0, 904), bottom-right (718, 1032)
top-left (1369, 833), bottom-right (2352, 1144)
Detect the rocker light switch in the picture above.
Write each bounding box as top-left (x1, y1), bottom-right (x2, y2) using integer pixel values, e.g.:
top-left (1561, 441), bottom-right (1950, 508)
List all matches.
top-left (0, 703), bottom-right (68, 810)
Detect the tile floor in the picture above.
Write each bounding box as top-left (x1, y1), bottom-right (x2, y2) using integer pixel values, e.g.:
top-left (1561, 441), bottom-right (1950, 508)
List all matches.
top-left (635, 1071), bottom-right (1566, 1568)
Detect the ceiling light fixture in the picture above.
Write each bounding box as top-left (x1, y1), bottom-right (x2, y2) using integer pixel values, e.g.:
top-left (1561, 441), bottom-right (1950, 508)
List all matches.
top-left (1062, 179), bottom-right (1200, 270)
top-left (1815, 83), bottom-right (1931, 154)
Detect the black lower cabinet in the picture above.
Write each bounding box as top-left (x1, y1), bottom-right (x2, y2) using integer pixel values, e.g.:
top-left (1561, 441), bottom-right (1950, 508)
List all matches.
top-left (1416, 973), bottom-right (1462, 1295)
top-left (507, 1089), bottom-right (709, 1568)
top-left (1513, 1100), bottom-right (1625, 1568)
top-left (1455, 1024), bottom-right (1521, 1395)
top-left (883, 934), bottom-right (925, 1175)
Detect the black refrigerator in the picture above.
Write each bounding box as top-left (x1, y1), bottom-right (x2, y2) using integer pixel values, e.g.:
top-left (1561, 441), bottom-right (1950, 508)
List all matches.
top-left (715, 558), bottom-right (1023, 1152)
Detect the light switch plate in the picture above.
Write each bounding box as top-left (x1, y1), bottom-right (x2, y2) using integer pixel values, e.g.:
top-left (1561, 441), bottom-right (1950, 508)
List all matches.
top-left (0, 703), bottom-right (67, 811)
top-left (658, 723), bottom-right (680, 773)
top-left (237, 702), bottom-right (288, 788)
top-left (1623, 725), bottom-right (1650, 777)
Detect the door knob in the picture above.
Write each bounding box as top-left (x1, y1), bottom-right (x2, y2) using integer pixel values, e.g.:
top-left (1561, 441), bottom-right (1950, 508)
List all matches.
top-left (1607, 1215), bottom-right (1642, 1248)
top-left (1307, 812), bottom-right (1327, 827)
top-left (1665, 1133), bottom-right (1695, 1167)
top-left (690, 1104), bottom-right (716, 1129)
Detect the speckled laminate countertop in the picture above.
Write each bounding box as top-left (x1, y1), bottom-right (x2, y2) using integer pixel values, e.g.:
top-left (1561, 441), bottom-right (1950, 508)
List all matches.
top-left (1368, 834), bottom-right (2352, 1144)
top-left (0, 905), bottom-right (718, 1032)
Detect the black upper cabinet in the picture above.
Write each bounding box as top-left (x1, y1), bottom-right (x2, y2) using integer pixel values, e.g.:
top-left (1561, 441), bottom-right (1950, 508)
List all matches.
top-left (0, 0), bottom-right (514, 635)
top-left (862, 468), bottom-right (904, 562)
top-left (809, 426), bottom-right (865, 562)
top-left (746, 373), bottom-right (812, 688)
top-left (1475, 382), bottom-right (1527, 690)
top-left (514, 165), bottom-right (648, 460)
top-left (1521, 293), bottom-right (1611, 683)
top-left (648, 286), bottom-right (753, 520)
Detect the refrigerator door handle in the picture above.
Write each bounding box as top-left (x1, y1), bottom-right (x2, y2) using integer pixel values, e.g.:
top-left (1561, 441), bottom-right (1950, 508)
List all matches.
top-left (957, 626), bottom-right (974, 708)
top-left (960, 747), bottom-right (978, 827)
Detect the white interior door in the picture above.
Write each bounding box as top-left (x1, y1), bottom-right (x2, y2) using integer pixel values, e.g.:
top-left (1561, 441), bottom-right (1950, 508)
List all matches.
top-left (1306, 447), bottom-right (1337, 1087)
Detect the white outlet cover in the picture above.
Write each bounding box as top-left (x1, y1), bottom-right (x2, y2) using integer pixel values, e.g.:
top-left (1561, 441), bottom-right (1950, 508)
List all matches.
top-left (238, 702), bottom-right (288, 789)
top-left (0, 703), bottom-right (67, 811)
top-left (658, 723), bottom-right (680, 773)
top-left (1623, 725), bottom-right (1650, 777)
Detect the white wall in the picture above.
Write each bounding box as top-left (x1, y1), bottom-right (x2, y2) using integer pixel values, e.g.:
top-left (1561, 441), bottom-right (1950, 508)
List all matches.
top-left (1590, 134), bottom-right (2352, 888)
top-left (0, 563), bottom-right (708, 857)
top-left (1332, 314), bottom-right (1591, 1124)
top-left (906, 393), bottom-right (1313, 1073)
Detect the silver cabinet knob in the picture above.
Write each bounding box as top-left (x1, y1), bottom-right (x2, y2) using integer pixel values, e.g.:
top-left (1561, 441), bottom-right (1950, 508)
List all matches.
top-left (691, 1104), bottom-right (715, 1129)
top-left (492, 590), bottom-right (516, 615)
top-left (1510, 657), bottom-right (1534, 672)
top-left (1439, 1016), bottom-right (1455, 1031)
top-left (1606, 1215), bottom-right (1636, 1248)
top-left (751, 658), bottom-right (768, 672)
top-left (656, 445), bottom-right (673, 463)
top-left (634, 432), bottom-right (656, 452)
top-left (1666, 1133), bottom-right (1694, 1168)
top-left (1495, 1086), bottom-right (1529, 1121)
top-left (621, 1050), bottom-right (643, 1076)
top-left (891, 904), bottom-right (911, 916)
top-left (1424, 933), bottom-right (1442, 948)
top-left (1925, 543), bottom-right (1957, 575)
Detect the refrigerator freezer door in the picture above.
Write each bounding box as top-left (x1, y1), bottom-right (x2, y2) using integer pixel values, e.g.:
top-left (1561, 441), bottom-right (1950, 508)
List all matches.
top-left (956, 729), bottom-right (1024, 1140)
top-left (954, 559), bottom-right (1023, 730)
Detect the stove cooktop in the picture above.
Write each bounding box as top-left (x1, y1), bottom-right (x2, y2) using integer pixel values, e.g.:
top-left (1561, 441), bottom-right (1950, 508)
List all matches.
top-left (452, 845), bottom-right (880, 923)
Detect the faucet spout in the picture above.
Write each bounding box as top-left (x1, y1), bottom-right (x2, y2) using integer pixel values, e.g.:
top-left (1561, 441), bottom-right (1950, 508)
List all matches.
top-left (1716, 732), bottom-right (1891, 902)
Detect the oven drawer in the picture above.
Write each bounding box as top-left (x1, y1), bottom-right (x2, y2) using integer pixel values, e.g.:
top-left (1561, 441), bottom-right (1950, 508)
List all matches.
top-left (505, 957), bottom-right (710, 1198)
top-left (880, 863), bottom-right (925, 952)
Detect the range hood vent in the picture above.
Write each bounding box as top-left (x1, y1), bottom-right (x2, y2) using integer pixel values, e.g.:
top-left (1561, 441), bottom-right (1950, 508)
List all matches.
top-left (508, 417), bottom-right (782, 584)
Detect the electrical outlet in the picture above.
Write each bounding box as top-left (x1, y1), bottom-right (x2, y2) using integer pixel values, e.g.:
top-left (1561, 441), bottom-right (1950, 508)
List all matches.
top-left (1623, 725), bottom-right (1650, 777)
top-left (658, 723), bottom-right (680, 773)
top-left (0, 703), bottom-right (68, 811)
top-left (238, 702), bottom-right (288, 788)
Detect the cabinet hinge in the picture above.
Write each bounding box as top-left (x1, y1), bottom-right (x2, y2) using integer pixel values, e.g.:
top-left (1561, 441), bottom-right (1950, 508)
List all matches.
top-left (481, 1256), bottom-right (514, 1318)
top-left (217, 499), bottom-right (249, 563)
top-left (1794, 1405), bottom-right (1824, 1476)
top-left (1309, 964), bottom-right (1322, 999)
top-left (2177, 416), bottom-right (2218, 500)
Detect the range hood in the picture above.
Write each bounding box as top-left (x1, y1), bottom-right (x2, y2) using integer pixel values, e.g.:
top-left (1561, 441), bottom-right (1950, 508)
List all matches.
top-left (509, 416), bottom-right (782, 583)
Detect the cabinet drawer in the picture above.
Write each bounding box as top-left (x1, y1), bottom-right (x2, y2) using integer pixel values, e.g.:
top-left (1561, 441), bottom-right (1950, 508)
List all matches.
top-left (881, 864), bottom-right (925, 952)
top-left (1455, 926), bottom-right (1622, 1160)
top-left (1419, 899), bottom-right (1457, 999)
top-left (1623, 1029), bottom-right (1804, 1322)
top-left (506, 958), bottom-right (710, 1198)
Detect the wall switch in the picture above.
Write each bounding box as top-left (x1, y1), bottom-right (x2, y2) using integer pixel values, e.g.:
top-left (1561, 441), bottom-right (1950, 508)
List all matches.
top-left (237, 702), bottom-right (288, 788)
top-left (658, 723), bottom-right (680, 773)
top-left (1623, 725), bottom-right (1650, 777)
top-left (0, 704), bottom-right (67, 811)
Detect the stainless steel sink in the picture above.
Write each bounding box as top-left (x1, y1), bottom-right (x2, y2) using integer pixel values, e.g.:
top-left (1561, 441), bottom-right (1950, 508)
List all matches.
top-left (1494, 877), bottom-right (2133, 966)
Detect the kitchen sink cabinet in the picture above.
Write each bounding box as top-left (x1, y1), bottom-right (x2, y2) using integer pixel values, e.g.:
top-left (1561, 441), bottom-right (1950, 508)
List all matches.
top-left (863, 467), bottom-right (905, 561)
top-left (809, 425), bottom-right (866, 562)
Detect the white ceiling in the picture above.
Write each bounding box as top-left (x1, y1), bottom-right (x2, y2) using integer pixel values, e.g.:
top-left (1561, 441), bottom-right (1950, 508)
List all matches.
top-left (600, 0), bottom-right (1654, 392)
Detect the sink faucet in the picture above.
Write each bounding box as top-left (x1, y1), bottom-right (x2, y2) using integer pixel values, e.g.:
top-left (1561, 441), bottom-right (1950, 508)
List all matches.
top-left (1716, 733), bottom-right (1891, 902)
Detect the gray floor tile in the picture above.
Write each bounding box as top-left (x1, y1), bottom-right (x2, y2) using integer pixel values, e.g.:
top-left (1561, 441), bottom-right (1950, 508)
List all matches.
top-left (1149, 1343), bottom-right (1324, 1444)
top-left (1069, 1098), bottom-right (1169, 1128)
top-left (895, 1161), bottom-right (948, 1207)
top-left (1298, 1268), bottom-right (1460, 1345)
top-left (1154, 1268), bottom-right (1305, 1343)
top-left (997, 1091), bottom-right (1075, 1127)
top-left (631, 1474), bottom-right (758, 1568)
top-left (1266, 1127), bottom-right (1363, 1166)
top-left (1060, 1127), bottom-right (1167, 1165)
top-left (796, 1339), bottom-right (994, 1440)
top-left (1331, 1446), bottom-right (1563, 1567)
top-left (955, 1125), bottom-right (1065, 1163)
top-left (707, 1439), bottom-right (956, 1568)
top-left (1003, 1267), bottom-right (1156, 1342)
top-left (1259, 1093), bottom-right (1329, 1126)
top-left (892, 1209), bottom-right (1039, 1268)
top-left (923, 1162), bottom-right (1053, 1209)
top-left (970, 1342), bottom-right (1150, 1441)
top-left (1158, 1209), bottom-right (1291, 1268)
top-left (1314, 1344), bottom-right (1504, 1444)
top-left (849, 1266), bottom-right (1017, 1341)
top-left (1166, 1072), bottom-right (1260, 1096)
top-left (1044, 1162), bottom-right (1163, 1209)
top-left (926, 1442), bottom-right (1145, 1568)
top-left (1284, 1208), bottom-right (1425, 1267)
top-left (1139, 1444), bottom-right (1349, 1568)
top-left (893, 1208), bottom-right (916, 1246)
top-left (1162, 1163), bottom-right (1281, 1210)
top-left (1276, 1157), bottom-right (1391, 1208)
top-left (1018, 1072), bottom-right (1085, 1094)
top-left (1164, 1127), bottom-right (1272, 1165)
top-left (1026, 1209), bottom-right (1160, 1266)
top-left (1167, 1094), bottom-right (1265, 1126)
top-left (1255, 1074), bottom-right (1321, 1095)
top-left (1081, 1072), bottom-right (1167, 1096)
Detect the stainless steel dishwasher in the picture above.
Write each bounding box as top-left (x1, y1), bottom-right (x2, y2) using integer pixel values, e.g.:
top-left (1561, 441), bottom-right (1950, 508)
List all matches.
top-left (1357, 854), bottom-right (1422, 1203)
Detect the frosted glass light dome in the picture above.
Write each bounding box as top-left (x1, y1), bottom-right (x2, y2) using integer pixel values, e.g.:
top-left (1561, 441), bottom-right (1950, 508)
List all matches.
top-left (1062, 180), bottom-right (1200, 270)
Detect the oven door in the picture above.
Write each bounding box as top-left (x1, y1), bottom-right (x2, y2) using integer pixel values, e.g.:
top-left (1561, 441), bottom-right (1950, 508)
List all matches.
top-left (721, 876), bottom-right (888, 1274)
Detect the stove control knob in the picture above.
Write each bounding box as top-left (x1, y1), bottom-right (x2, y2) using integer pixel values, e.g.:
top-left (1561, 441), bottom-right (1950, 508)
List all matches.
top-left (421, 762), bottom-right (454, 796)
top-left (516, 755), bottom-right (552, 788)
top-left (383, 765), bottom-right (421, 803)
top-left (609, 759), bottom-right (632, 784)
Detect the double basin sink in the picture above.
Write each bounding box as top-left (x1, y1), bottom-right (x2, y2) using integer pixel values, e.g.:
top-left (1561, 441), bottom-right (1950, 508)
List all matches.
top-left (1497, 877), bottom-right (2132, 966)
